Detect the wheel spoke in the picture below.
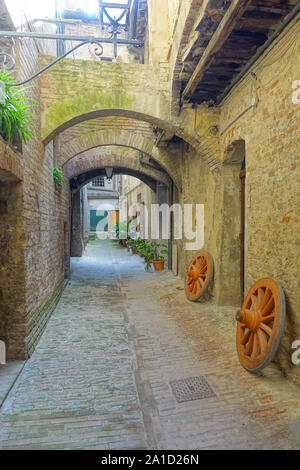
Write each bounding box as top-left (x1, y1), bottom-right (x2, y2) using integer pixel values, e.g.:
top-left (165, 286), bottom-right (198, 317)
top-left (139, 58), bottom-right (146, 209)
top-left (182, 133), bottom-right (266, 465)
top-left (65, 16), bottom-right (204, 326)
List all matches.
top-left (251, 333), bottom-right (259, 360)
top-left (261, 295), bottom-right (275, 316)
top-left (260, 323), bottom-right (272, 336)
top-left (196, 279), bottom-right (202, 296)
top-left (199, 263), bottom-right (207, 274)
top-left (197, 257), bottom-right (205, 270)
top-left (260, 287), bottom-right (271, 310)
top-left (192, 282), bottom-right (197, 295)
top-left (257, 288), bottom-right (264, 308)
top-left (241, 329), bottom-right (251, 345)
top-left (261, 314), bottom-right (275, 324)
top-left (251, 294), bottom-right (258, 309)
top-left (188, 282), bottom-right (194, 292)
top-left (245, 332), bottom-right (254, 356)
top-left (257, 329), bottom-right (268, 355)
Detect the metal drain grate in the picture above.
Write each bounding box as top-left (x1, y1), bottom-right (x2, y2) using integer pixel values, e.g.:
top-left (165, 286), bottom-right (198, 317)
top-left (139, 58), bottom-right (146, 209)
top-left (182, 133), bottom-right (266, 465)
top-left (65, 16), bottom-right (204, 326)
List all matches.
top-left (170, 376), bottom-right (216, 403)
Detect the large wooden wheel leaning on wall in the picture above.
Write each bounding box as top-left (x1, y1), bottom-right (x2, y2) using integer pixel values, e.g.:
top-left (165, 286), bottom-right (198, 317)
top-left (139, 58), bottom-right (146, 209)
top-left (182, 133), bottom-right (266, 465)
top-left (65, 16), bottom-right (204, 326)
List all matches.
top-left (236, 278), bottom-right (286, 373)
top-left (185, 251), bottom-right (214, 301)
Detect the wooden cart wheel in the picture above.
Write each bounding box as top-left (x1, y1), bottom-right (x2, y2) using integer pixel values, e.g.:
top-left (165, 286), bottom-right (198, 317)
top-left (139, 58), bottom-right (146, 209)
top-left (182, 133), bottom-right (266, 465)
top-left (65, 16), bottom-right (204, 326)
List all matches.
top-left (236, 278), bottom-right (286, 372)
top-left (185, 251), bottom-right (213, 301)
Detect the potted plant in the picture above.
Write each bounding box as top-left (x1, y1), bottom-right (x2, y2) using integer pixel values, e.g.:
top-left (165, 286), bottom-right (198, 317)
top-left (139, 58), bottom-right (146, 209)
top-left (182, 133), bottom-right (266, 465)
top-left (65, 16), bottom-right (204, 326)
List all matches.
top-left (0, 70), bottom-right (35, 147)
top-left (136, 239), bottom-right (148, 259)
top-left (149, 242), bottom-right (169, 271)
top-left (137, 241), bottom-right (169, 272)
top-left (118, 220), bottom-right (132, 247)
top-left (128, 237), bottom-right (143, 254)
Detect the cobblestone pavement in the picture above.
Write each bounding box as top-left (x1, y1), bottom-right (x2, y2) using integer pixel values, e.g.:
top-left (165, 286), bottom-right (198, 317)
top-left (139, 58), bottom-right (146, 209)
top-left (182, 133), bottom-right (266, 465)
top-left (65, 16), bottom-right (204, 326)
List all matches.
top-left (1, 239), bottom-right (300, 449)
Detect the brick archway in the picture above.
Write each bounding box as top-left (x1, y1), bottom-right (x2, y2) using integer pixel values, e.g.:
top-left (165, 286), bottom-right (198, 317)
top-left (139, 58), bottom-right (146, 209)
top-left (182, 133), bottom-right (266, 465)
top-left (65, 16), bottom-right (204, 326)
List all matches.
top-left (39, 53), bottom-right (220, 170)
top-left (64, 147), bottom-right (171, 190)
top-left (45, 107), bottom-right (217, 166)
top-left (58, 120), bottom-right (183, 189)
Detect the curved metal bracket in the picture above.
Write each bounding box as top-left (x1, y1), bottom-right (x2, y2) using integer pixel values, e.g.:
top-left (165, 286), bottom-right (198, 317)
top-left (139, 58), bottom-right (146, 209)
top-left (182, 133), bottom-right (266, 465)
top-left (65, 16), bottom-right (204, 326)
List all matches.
top-left (0, 40), bottom-right (104, 87)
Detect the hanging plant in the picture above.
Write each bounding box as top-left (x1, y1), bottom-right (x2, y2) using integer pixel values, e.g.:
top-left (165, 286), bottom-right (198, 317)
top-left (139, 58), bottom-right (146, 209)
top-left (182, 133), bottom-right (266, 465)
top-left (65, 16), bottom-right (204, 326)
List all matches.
top-left (53, 166), bottom-right (64, 190)
top-left (0, 70), bottom-right (35, 146)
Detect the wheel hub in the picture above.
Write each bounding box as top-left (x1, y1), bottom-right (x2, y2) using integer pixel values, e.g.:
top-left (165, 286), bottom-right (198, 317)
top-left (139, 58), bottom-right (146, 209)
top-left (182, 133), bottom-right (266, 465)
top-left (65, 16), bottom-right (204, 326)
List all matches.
top-left (236, 309), bottom-right (262, 331)
top-left (188, 268), bottom-right (199, 281)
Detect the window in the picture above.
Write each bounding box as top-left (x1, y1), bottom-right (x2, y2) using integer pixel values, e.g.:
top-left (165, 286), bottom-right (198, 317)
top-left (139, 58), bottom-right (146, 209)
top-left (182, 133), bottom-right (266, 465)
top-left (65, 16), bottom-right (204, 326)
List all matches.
top-left (92, 177), bottom-right (105, 187)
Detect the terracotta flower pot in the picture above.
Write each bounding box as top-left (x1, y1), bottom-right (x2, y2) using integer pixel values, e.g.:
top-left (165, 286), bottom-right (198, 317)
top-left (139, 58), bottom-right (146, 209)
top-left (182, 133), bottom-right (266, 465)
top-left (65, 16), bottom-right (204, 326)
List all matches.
top-left (131, 246), bottom-right (137, 254)
top-left (121, 240), bottom-right (127, 247)
top-left (153, 259), bottom-right (165, 271)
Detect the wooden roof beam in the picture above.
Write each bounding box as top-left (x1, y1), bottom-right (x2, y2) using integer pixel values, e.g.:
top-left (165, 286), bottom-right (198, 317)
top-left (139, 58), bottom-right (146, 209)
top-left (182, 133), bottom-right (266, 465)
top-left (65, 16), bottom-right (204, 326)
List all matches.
top-left (181, 0), bottom-right (212, 63)
top-left (182, 0), bottom-right (252, 102)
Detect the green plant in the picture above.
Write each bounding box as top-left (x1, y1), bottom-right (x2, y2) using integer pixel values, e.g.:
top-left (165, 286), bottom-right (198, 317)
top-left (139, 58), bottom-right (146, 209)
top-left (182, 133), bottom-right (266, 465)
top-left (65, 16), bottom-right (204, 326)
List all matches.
top-left (0, 70), bottom-right (35, 145)
top-left (137, 241), bottom-right (169, 271)
top-left (128, 237), bottom-right (143, 247)
top-left (53, 166), bottom-right (64, 190)
top-left (118, 220), bottom-right (132, 240)
top-left (136, 239), bottom-right (148, 257)
top-left (113, 220), bottom-right (120, 239)
top-left (150, 242), bottom-right (169, 261)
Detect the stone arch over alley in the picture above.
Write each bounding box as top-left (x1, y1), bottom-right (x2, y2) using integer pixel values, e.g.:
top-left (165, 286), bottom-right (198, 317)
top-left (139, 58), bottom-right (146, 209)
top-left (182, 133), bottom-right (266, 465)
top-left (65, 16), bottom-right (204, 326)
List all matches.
top-left (64, 147), bottom-right (172, 190)
top-left (57, 118), bottom-right (183, 189)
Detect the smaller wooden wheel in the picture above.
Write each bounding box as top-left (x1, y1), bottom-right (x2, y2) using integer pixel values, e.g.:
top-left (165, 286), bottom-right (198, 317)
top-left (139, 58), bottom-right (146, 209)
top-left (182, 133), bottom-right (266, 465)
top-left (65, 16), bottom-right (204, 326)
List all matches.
top-left (236, 278), bottom-right (286, 373)
top-left (185, 251), bottom-right (213, 301)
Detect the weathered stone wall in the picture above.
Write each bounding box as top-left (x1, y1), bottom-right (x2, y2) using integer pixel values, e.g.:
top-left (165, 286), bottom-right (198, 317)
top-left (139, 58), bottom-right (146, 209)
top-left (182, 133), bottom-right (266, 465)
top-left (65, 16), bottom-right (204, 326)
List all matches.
top-left (40, 56), bottom-right (171, 143)
top-left (16, 34), bottom-right (70, 358)
top-left (218, 17), bottom-right (300, 384)
top-left (173, 15), bottom-right (300, 384)
top-left (0, 181), bottom-right (26, 360)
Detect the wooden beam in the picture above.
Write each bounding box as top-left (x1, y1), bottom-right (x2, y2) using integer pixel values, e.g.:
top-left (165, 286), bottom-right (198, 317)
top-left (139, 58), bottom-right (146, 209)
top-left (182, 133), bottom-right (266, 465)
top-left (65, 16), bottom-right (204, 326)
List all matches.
top-left (181, 0), bottom-right (211, 63)
top-left (182, 0), bottom-right (252, 102)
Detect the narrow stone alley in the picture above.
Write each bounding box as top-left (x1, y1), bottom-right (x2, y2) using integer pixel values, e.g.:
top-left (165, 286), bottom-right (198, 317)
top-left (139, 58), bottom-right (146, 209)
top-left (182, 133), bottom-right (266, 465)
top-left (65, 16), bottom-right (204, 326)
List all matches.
top-left (1, 240), bottom-right (300, 450)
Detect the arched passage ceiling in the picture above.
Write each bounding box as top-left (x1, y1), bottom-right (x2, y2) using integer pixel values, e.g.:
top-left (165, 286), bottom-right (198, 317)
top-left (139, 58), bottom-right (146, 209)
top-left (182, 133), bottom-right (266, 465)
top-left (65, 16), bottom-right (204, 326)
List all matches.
top-left (71, 168), bottom-right (160, 194)
top-left (64, 146), bottom-right (171, 192)
top-left (57, 117), bottom-right (183, 189)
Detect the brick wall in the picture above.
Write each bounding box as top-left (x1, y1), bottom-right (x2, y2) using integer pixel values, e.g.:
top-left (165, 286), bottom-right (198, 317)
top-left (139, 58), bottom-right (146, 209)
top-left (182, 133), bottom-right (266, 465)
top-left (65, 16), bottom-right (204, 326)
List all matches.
top-left (174, 15), bottom-right (300, 384)
top-left (10, 33), bottom-right (70, 358)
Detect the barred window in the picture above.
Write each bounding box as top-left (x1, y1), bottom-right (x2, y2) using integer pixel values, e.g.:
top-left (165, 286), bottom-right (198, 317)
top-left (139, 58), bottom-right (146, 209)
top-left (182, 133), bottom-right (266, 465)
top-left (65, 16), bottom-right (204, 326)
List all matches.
top-left (92, 177), bottom-right (105, 187)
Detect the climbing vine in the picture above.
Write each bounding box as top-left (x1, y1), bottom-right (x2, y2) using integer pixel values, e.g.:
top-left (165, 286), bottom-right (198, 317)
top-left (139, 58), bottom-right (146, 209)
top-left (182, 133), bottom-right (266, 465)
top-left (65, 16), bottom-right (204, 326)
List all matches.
top-left (53, 166), bottom-right (64, 190)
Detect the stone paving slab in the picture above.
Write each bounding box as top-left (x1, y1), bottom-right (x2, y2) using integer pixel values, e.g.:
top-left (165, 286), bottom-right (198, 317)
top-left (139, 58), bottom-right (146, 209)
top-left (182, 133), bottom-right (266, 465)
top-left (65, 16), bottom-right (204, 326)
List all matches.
top-left (1, 240), bottom-right (300, 449)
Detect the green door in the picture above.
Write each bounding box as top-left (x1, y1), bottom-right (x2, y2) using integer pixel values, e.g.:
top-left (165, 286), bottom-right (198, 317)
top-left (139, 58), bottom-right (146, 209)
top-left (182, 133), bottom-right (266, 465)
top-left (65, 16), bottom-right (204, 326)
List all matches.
top-left (90, 210), bottom-right (108, 232)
